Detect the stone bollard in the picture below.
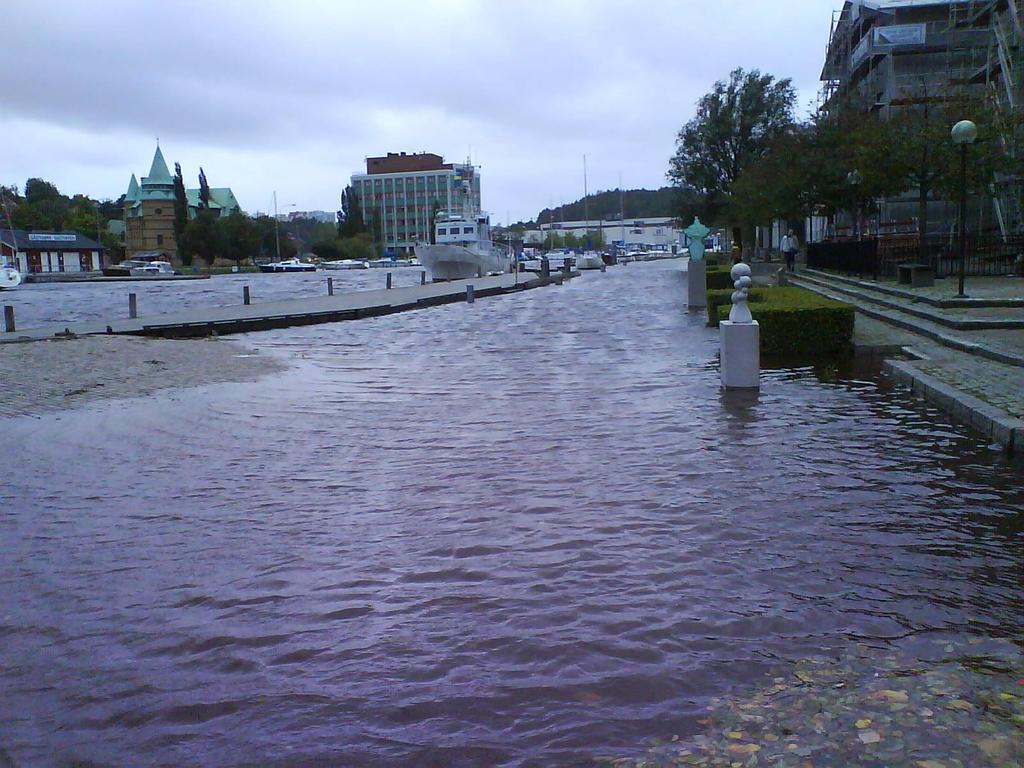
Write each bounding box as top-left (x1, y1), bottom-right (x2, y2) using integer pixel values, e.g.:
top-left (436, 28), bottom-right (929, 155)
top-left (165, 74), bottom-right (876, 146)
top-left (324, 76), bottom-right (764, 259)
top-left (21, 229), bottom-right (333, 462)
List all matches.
top-left (3, 305), bottom-right (14, 333)
top-left (541, 258), bottom-right (550, 278)
top-left (421, 270), bottom-right (427, 285)
top-left (476, 268), bottom-right (483, 278)
top-left (243, 285), bottom-right (251, 305)
top-left (466, 284), bottom-right (475, 303)
top-left (386, 272), bottom-right (393, 289)
top-left (128, 293), bottom-right (137, 319)
top-left (327, 277), bottom-right (334, 296)
top-left (719, 262), bottom-right (759, 390)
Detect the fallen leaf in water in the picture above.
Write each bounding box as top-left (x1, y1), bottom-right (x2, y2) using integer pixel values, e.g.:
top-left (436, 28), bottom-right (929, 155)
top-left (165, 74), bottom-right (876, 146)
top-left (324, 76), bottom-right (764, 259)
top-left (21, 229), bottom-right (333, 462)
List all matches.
top-left (880, 689), bottom-right (909, 703)
top-left (726, 743), bottom-right (760, 755)
top-left (855, 719), bottom-right (872, 728)
top-left (915, 761), bottom-right (945, 768)
top-left (947, 700), bottom-right (973, 711)
top-left (858, 729), bottom-right (882, 744)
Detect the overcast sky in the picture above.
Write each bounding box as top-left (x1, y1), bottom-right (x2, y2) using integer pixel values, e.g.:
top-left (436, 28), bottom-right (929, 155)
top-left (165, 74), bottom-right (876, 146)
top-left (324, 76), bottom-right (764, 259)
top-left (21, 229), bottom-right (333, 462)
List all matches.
top-left (3, 0), bottom-right (836, 224)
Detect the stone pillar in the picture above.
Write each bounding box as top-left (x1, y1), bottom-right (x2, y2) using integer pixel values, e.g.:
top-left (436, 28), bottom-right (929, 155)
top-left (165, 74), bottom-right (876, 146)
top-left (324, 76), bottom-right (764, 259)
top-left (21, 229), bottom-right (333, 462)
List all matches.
top-left (720, 262), bottom-right (759, 389)
top-left (687, 259), bottom-right (706, 309)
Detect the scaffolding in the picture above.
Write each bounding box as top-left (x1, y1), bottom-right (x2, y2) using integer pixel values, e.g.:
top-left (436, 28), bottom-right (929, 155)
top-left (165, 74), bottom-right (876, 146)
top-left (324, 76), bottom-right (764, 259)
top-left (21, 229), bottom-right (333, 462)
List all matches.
top-left (819, 0), bottom-right (1023, 238)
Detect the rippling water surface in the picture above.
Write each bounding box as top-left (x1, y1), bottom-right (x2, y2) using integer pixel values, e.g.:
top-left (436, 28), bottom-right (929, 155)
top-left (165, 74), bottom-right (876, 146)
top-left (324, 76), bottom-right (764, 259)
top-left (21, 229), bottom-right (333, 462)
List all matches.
top-left (1, 261), bottom-right (1021, 767)
top-left (4, 268), bottom-right (427, 329)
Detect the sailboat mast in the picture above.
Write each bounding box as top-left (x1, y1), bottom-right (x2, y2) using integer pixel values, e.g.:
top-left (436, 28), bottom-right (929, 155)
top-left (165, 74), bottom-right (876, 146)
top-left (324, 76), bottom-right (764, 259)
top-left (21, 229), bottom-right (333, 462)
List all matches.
top-left (1, 187), bottom-right (18, 269)
top-left (619, 172), bottom-right (625, 252)
top-left (273, 190), bottom-right (281, 260)
top-left (583, 154), bottom-right (589, 248)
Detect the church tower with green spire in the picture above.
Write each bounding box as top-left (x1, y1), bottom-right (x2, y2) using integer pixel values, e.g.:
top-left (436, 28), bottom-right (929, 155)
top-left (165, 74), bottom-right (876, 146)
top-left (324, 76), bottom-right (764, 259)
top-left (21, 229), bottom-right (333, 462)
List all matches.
top-left (124, 144), bottom-right (178, 259)
top-left (124, 144), bottom-right (241, 263)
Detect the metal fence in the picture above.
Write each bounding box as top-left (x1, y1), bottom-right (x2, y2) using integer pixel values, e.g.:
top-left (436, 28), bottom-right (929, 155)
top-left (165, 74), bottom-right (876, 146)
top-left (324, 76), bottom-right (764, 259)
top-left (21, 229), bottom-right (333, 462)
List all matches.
top-left (807, 234), bottom-right (1024, 279)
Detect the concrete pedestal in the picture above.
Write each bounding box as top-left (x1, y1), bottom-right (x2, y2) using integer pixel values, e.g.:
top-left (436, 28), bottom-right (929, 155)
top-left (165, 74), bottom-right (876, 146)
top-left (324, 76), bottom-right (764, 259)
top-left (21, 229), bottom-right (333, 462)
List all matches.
top-left (720, 320), bottom-right (760, 389)
top-left (687, 260), bottom-right (706, 309)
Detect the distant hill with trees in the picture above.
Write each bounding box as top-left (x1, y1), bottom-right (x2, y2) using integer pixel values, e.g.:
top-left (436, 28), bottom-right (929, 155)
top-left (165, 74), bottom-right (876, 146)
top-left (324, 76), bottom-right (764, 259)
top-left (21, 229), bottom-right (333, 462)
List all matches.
top-left (534, 187), bottom-right (698, 226)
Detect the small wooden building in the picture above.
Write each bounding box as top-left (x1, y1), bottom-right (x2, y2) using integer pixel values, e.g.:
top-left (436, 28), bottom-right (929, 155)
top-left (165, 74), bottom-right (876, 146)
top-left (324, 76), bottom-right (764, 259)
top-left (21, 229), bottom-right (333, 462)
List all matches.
top-left (0, 230), bottom-right (105, 274)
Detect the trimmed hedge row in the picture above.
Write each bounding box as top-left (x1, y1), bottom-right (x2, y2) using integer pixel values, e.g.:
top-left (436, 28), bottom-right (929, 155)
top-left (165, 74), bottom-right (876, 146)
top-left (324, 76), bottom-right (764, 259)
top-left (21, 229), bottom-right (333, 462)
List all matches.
top-left (706, 287), bottom-right (768, 327)
top-left (710, 286), bottom-right (854, 357)
top-left (706, 265), bottom-right (737, 290)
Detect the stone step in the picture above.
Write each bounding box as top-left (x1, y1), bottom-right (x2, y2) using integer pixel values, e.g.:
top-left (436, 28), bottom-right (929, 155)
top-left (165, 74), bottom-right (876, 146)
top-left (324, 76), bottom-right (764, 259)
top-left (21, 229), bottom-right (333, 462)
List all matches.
top-left (787, 273), bottom-right (1024, 369)
top-left (802, 268), bottom-right (1024, 308)
top-left (793, 271), bottom-right (1024, 330)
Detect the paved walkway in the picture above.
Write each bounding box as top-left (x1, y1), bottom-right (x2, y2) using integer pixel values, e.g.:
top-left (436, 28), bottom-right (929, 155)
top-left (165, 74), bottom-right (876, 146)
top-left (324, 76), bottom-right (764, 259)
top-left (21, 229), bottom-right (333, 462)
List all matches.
top-left (787, 268), bottom-right (1024, 453)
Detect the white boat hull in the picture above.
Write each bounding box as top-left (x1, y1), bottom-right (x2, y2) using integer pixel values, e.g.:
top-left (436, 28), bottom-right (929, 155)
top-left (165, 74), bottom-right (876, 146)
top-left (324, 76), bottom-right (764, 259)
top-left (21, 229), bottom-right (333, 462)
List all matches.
top-left (0, 266), bottom-right (23, 290)
top-left (415, 243), bottom-right (510, 281)
top-left (576, 252), bottom-right (605, 270)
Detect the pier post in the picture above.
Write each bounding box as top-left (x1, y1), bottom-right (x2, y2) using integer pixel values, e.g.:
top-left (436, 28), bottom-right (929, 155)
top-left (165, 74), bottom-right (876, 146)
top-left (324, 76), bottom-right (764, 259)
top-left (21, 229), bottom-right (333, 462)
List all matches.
top-left (600, 262), bottom-right (606, 273)
top-left (477, 268), bottom-right (482, 278)
top-left (386, 272), bottom-right (393, 289)
top-left (541, 258), bottom-right (549, 278)
top-left (128, 293), bottom-right (137, 319)
top-left (421, 270), bottom-right (427, 285)
top-left (3, 305), bottom-right (14, 333)
top-left (243, 285), bottom-right (251, 305)
top-left (466, 285), bottom-right (475, 303)
top-left (327, 277), bottom-right (334, 296)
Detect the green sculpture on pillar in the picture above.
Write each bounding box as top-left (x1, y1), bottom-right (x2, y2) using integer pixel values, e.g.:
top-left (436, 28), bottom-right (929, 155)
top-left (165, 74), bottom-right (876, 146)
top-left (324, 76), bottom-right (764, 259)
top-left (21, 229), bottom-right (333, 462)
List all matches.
top-left (684, 217), bottom-right (710, 261)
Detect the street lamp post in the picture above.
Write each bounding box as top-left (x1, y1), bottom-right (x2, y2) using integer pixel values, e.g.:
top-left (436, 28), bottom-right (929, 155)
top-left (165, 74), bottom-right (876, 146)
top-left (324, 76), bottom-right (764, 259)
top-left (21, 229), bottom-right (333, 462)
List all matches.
top-left (846, 170), bottom-right (862, 239)
top-left (951, 119), bottom-right (978, 298)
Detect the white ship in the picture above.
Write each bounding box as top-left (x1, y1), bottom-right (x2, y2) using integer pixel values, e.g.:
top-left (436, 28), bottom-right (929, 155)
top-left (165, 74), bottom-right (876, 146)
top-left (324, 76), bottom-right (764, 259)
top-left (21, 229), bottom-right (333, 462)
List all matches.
top-left (415, 211), bottom-right (510, 281)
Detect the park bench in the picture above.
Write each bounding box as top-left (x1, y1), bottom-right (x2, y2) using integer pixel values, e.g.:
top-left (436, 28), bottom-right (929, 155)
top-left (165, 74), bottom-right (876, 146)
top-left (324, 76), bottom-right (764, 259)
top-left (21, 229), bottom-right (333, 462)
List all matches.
top-left (896, 262), bottom-right (934, 287)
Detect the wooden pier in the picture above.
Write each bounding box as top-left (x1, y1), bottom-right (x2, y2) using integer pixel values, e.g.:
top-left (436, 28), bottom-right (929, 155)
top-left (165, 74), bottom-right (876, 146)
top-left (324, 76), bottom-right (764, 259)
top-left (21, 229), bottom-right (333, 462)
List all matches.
top-left (2, 270), bottom-right (574, 343)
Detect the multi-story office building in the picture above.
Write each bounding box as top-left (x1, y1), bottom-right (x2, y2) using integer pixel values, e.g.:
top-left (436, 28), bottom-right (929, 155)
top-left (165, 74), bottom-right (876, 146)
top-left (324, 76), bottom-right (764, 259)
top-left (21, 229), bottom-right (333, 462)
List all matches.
top-left (350, 152), bottom-right (481, 254)
top-left (820, 0), bottom-right (1021, 238)
top-left (535, 217), bottom-right (682, 250)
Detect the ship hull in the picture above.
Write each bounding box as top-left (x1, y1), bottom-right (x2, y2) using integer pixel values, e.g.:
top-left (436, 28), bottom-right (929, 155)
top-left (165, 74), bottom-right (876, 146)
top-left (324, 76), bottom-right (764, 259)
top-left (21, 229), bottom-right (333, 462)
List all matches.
top-left (414, 243), bottom-right (509, 281)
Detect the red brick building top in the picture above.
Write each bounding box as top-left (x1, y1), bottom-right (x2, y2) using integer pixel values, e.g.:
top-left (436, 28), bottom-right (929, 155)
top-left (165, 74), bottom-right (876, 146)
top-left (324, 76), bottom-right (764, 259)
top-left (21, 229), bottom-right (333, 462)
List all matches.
top-left (365, 152), bottom-right (452, 175)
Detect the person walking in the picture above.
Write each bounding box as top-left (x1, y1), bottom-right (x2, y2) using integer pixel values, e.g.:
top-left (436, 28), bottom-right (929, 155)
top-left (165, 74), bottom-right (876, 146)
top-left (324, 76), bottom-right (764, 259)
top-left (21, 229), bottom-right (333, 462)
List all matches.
top-left (781, 229), bottom-right (800, 272)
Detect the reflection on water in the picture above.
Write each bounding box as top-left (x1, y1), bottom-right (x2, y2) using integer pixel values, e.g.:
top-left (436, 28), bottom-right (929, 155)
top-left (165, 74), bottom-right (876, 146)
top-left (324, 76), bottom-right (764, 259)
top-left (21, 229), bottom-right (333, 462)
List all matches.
top-left (1, 261), bottom-right (1021, 767)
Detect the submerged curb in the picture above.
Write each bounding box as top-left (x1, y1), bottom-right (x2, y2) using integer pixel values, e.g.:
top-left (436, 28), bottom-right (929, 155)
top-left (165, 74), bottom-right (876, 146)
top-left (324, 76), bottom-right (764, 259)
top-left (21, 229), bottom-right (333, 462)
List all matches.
top-left (883, 359), bottom-right (1024, 453)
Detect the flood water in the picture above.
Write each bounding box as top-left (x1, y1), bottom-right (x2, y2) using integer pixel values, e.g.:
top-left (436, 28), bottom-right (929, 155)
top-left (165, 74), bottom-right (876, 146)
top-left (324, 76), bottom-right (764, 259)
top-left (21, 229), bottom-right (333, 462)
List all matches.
top-left (3, 267), bottom-right (428, 329)
top-left (1, 260), bottom-right (1021, 767)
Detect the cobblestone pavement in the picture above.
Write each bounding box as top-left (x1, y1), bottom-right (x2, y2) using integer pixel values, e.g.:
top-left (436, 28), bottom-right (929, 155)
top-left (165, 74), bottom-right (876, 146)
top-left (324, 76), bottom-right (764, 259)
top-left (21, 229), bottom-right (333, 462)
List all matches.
top-left (845, 281), bottom-right (1024, 450)
top-left (0, 336), bottom-right (287, 417)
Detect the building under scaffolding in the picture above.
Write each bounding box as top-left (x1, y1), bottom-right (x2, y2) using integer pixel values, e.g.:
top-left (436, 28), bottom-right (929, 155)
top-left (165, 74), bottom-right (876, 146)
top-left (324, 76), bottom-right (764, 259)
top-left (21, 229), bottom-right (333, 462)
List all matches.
top-left (819, 0), bottom-right (1022, 241)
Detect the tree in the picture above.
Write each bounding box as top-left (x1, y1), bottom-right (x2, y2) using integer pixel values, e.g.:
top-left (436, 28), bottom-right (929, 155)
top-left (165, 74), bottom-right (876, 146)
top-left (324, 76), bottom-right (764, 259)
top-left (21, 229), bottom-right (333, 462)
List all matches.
top-left (311, 239), bottom-right (340, 260)
top-left (173, 162), bottom-right (189, 251)
top-left (20, 178), bottom-right (69, 229)
top-left (668, 68), bottom-right (796, 247)
top-left (219, 212), bottom-right (260, 267)
top-left (338, 186), bottom-right (366, 238)
top-left (182, 210), bottom-right (223, 266)
top-left (198, 167), bottom-right (211, 210)
top-left (337, 233), bottom-right (374, 261)
top-left (429, 200), bottom-right (442, 244)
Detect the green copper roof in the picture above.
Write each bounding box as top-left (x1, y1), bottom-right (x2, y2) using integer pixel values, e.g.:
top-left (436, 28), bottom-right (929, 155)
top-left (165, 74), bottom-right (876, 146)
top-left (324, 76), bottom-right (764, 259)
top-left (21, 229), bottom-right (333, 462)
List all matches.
top-left (126, 174), bottom-right (140, 202)
top-left (143, 146), bottom-right (172, 186)
top-left (185, 187), bottom-right (242, 213)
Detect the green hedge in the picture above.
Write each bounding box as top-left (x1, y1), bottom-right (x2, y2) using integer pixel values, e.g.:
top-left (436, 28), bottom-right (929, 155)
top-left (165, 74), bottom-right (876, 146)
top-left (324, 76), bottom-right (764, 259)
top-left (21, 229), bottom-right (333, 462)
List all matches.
top-left (707, 287), bottom-right (768, 327)
top-left (712, 286), bottom-right (854, 357)
top-left (706, 264), bottom-right (735, 290)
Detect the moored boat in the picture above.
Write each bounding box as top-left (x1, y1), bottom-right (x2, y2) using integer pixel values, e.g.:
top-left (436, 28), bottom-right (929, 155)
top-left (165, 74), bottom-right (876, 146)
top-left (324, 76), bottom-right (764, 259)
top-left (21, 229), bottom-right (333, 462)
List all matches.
top-left (0, 263), bottom-right (22, 290)
top-left (258, 258), bottom-right (317, 273)
top-left (103, 258), bottom-right (178, 277)
top-left (319, 259), bottom-right (369, 270)
top-left (575, 251), bottom-right (604, 270)
top-left (415, 211), bottom-right (510, 281)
